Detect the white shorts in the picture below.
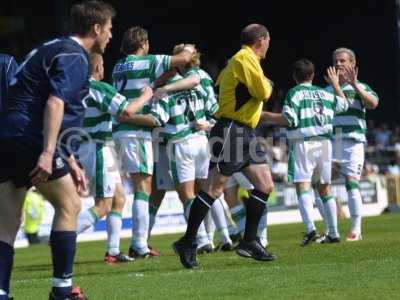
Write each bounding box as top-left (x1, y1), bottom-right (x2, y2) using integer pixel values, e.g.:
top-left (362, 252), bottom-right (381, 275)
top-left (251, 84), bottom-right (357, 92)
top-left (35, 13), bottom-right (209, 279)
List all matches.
top-left (78, 142), bottom-right (121, 198)
top-left (224, 172), bottom-right (254, 190)
top-left (154, 144), bottom-right (174, 190)
top-left (168, 134), bottom-right (210, 185)
top-left (332, 139), bottom-right (364, 180)
top-left (116, 137), bottom-right (153, 175)
top-left (288, 139), bottom-right (332, 184)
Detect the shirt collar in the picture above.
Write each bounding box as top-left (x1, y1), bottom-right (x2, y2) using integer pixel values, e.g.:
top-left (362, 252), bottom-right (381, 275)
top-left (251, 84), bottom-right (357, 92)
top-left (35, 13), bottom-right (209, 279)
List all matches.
top-left (299, 82), bottom-right (312, 87)
top-left (241, 45), bottom-right (261, 61)
top-left (70, 36), bottom-right (84, 47)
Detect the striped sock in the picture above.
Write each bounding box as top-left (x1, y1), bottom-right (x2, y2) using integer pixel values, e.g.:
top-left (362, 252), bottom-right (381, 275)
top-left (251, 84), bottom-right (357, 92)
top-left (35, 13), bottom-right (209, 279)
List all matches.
top-left (50, 231), bottom-right (76, 299)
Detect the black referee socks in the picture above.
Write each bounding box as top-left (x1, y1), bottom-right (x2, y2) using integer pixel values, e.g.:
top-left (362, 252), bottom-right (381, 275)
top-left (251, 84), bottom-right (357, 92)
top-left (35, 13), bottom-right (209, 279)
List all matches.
top-left (244, 189), bottom-right (269, 242)
top-left (183, 191), bottom-right (216, 245)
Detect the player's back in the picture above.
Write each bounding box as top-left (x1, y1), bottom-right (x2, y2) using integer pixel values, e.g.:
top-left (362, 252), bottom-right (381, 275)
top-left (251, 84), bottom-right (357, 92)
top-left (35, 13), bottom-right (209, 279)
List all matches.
top-left (284, 83), bottom-right (346, 140)
top-left (0, 38), bottom-right (90, 139)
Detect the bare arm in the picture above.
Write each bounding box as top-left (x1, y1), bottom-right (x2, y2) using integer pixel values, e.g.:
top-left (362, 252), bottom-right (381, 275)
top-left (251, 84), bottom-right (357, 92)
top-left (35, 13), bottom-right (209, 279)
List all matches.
top-left (260, 111), bottom-right (289, 126)
top-left (154, 74), bottom-right (200, 99)
top-left (118, 86), bottom-right (153, 122)
top-left (119, 114), bottom-right (159, 127)
top-left (30, 95), bottom-right (64, 185)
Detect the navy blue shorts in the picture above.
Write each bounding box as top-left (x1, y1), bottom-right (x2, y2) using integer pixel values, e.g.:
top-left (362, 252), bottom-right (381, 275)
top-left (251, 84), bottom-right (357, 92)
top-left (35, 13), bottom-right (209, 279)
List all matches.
top-left (0, 136), bottom-right (69, 188)
top-left (208, 118), bottom-right (268, 176)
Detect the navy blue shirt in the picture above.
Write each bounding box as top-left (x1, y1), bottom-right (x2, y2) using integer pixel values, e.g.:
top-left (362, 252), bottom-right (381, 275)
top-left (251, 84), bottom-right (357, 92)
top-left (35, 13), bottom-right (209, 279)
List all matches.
top-left (0, 53), bottom-right (18, 112)
top-left (0, 38), bottom-right (90, 140)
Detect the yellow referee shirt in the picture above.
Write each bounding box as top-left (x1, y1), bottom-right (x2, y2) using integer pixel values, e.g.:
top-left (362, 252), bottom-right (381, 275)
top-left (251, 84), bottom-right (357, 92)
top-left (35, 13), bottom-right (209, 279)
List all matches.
top-left (216, 45), bottom-right (272, 128)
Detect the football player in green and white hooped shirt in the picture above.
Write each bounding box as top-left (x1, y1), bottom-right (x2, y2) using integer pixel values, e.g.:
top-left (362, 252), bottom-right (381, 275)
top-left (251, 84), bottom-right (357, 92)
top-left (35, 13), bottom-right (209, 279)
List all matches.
top-left (121, 62), bottom-right (221, 252)
top-left (151, 44), bottom-right (233, 252)
top-left (315, 48), bottom-right (379, 242)
top-left (261, 59), bottom-right (349, 245)
top-left (76, 53), bottom-right (153, 264)
top-left (111, 26), bottom-right (196, 258)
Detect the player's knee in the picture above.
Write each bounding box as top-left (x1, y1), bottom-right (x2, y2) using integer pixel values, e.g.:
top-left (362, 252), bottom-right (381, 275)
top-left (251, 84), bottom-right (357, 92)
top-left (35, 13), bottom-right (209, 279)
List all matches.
top-left (58, 193), bottom-right (82, 218)
top-left (255, 182), bottom-right (274, 195)
top-left (0, 209), bottom-right (23, 243)
top-left (113, 193), bottom-right (126, 210)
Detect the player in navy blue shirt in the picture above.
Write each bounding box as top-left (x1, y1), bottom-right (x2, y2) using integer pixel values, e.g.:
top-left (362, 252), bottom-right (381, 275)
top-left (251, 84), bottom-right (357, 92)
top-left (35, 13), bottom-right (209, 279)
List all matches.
top-left (0, 53), bottom-right (18, 112)
top-left (0, 2), bottom-right (115, 300)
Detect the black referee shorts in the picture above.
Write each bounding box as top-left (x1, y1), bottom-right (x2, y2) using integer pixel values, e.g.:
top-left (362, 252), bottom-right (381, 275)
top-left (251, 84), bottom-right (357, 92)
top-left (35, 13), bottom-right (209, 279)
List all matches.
top-left (0, 136), bottom-right (69, 188)
top-left (208, 118), bottom-right (268, 176)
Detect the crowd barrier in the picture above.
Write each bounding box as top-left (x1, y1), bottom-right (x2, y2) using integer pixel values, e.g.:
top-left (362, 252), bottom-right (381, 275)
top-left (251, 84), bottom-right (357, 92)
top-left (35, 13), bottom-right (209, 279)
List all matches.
top-left (15, 177), bottom-right (389, 248)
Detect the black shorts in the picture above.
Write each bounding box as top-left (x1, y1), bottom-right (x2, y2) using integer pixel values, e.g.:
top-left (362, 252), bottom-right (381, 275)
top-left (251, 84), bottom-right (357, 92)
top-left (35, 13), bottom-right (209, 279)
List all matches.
top-left (0, 136), bottom-right (69, 188)
top-left (209, 118), bottom-right (268, 176)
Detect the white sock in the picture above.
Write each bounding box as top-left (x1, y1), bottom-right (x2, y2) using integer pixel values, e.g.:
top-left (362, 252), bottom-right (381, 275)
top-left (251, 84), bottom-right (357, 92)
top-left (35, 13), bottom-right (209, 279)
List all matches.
top-left (230, 204), bottom-right (246, 235)
top-left (222, 199), bottom-right (239, 235)
top-left (322, 195), bottom-right (339, 238)
top-left (211, 199), bottom-right (232, 244)
top-left (314, 190), bottom-right (329, 233)
top-left (183, 199), bottom-right (210, 247)
top-left (297, 190), bottom-right (316, 233)
top-left (76, 207), bottom-right (98, 234)
top-left (148, 203), bottom-right (159, 237)
top-left (106, 211), bottom-right (122, 256)
top-left (347, 185), bottom-right (362, 234)
top-left (257, 206), bottom-right (268, 246)
top-left (131, 192), bottom-right (150, 254)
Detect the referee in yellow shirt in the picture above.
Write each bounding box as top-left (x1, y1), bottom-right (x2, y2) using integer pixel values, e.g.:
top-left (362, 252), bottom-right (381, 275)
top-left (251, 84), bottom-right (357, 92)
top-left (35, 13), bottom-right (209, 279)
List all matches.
top-left (173, 24), bottom-right (275, 268)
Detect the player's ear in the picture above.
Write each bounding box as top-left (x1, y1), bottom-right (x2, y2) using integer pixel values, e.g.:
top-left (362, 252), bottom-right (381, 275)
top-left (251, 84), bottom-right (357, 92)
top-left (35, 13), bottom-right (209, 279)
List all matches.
top-left (93, 23), bottom-right (102, 36)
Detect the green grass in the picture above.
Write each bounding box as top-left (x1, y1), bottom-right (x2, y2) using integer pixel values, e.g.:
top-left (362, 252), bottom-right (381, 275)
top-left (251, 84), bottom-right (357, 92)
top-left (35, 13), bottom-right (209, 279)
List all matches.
top-left (12, 213), bottom-right (400, 300)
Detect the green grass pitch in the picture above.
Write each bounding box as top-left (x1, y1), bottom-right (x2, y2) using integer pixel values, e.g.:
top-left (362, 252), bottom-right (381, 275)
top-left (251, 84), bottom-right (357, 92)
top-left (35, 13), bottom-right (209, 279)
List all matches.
top-left (12, 213), bottom-right (400, 300)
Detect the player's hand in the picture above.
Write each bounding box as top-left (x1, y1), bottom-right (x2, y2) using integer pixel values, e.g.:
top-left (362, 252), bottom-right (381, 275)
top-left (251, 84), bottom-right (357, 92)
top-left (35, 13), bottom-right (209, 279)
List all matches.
top-left (141, 86), bottom-right (154, 101)
top-left (183, 44), bottom-right (196, 55)
top-left (153, 87), bottom-right (168, 100)
top-left (343, 65), bottom-right (358, 85)
top-left (195, 121), bottom-right (212, 132)
top-left (68, 157), bottom-right (87, 193)
top-left (30, 151), bottom-right (54, 186)
top-left (324, 66), bottom-right (340, 86)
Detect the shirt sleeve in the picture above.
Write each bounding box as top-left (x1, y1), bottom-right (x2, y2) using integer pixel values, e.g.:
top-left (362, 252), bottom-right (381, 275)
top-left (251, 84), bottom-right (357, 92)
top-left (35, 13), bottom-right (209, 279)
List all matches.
top-left (92, 82), bottom-right (128, 116)
top-left (333, 94), bottom-right (349, 114)
top-left (235, 55), bottom-right (273, 101)
top-left (6, 56), bottom-right (18, 86)
top-left (282, 91), bottom-right (299, 128)
top-left (362, 83), bottom-right (379, 104)
top-left (153, 55), bottom-right (172, 79)
top-left (149, 96), bottom-right (170, 126)
top-left (47, 53), bottom-right (89, 104)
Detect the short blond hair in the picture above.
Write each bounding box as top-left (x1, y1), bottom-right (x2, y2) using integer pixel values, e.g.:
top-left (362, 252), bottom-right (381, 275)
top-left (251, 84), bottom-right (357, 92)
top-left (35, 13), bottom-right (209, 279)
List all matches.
top-left (173, 44), bottom-right (201, 68)
top-left (333, 47), bottom-right (356, 64)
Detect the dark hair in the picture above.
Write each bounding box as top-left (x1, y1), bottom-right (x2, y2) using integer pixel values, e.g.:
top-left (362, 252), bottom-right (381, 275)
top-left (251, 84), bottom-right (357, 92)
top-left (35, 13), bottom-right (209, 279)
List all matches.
top-left (70, 1), bottom-right (116, 36)
top-left (240, 24), bottom-right (269, 45)
top-left (120, 26), bottom-right (148, 55)
top-left (292, 59), bottom-right (315, 82)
